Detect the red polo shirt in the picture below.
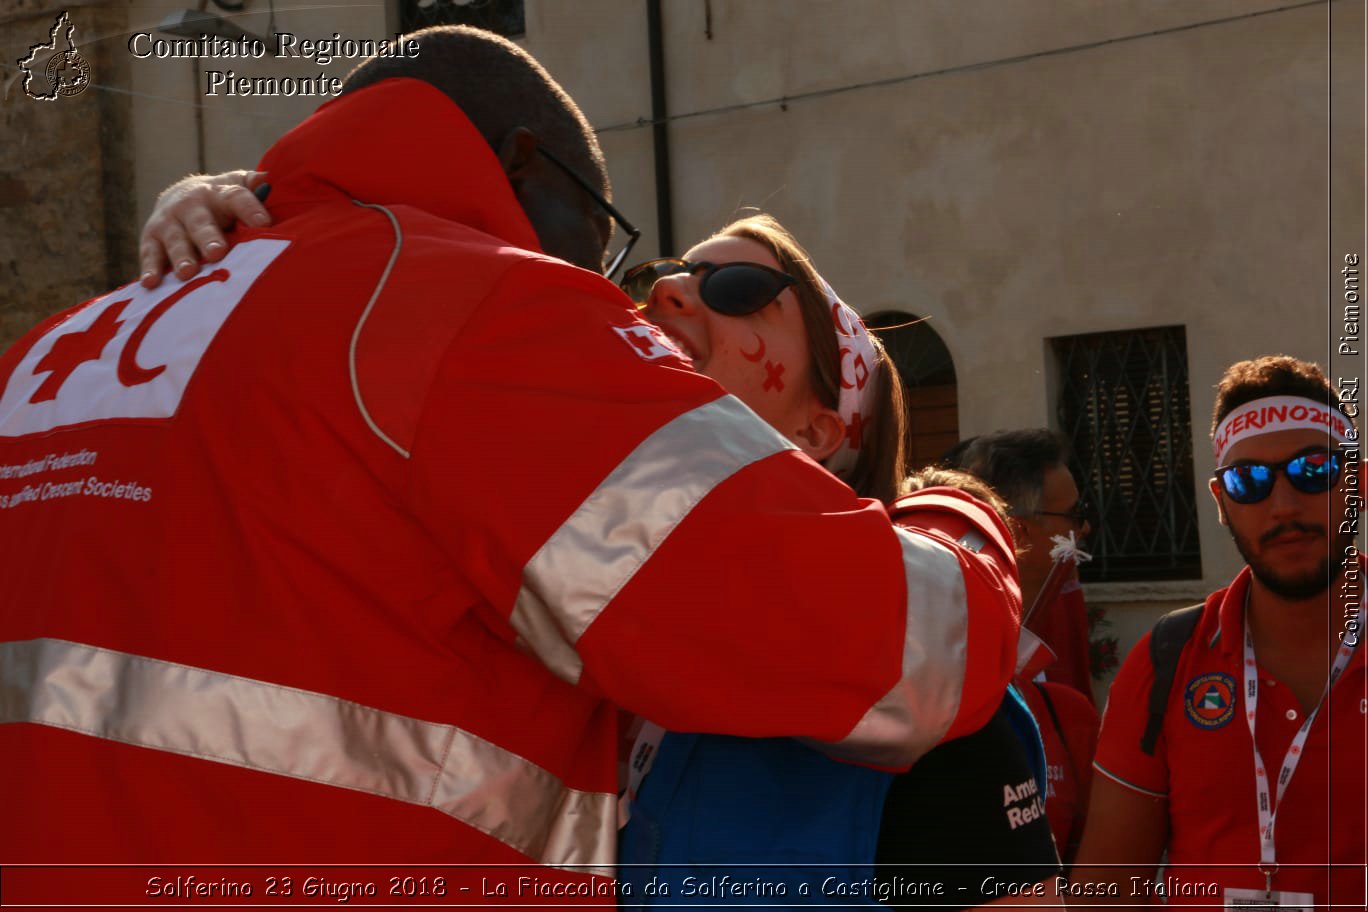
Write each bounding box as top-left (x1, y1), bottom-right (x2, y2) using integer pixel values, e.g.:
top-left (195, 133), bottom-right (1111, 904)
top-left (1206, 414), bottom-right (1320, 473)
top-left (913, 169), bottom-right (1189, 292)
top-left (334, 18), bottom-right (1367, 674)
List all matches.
top-left (1093, 568), bottom-right (1366, 905)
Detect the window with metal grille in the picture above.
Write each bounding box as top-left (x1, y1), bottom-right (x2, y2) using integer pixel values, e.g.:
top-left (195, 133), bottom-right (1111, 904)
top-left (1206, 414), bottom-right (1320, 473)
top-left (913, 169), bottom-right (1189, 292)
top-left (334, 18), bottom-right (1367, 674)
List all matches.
top-left (399, 0), bottom-right (525, 37)
top-left (1052, 326), bottom-right (1202, 582)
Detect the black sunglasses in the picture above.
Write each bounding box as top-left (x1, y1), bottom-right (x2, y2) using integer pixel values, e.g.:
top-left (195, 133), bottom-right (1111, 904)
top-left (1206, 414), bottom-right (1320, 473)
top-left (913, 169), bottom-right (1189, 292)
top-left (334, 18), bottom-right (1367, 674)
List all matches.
top-left (620, 258), bottom-right (797, 316)
top-left (1214, 447), bottom-right (1342, 505)
top-left (536, 146), bottom-right (640, 280)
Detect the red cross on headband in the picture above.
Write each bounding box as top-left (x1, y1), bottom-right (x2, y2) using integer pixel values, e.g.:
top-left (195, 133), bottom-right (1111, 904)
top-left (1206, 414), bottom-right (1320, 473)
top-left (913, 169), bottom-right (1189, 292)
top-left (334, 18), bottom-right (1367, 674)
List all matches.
top-left (820, 277), bottom-right (880, 479)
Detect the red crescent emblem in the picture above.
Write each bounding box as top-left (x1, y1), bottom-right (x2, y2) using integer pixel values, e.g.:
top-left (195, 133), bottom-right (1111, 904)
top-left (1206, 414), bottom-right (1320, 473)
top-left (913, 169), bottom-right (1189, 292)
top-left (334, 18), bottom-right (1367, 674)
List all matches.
top-left (118, 269), bottom-right (231, 387)
top-left (831, 303), bottom-right (854, 337)
top-left (839, 347), bottom-right (855, 389)
top-left (740, 332), bottom-right (766, 363)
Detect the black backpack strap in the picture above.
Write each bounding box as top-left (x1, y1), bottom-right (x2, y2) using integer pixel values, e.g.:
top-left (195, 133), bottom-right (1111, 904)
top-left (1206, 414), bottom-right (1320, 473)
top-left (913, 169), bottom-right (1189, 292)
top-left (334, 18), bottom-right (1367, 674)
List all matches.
top-left (1032, 682), bottom-right (1078, 789)
top-left (1140, 603), bottom-right (1204, 756)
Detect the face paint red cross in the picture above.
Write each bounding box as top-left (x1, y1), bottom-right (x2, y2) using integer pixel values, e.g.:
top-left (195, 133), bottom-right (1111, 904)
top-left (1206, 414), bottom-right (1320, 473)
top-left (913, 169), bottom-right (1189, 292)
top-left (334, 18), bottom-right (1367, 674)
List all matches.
top-left (763, 360), bottom-right (785, 392)
top-left (845, 411), bottom-right (864, 449)
top-left (29, 299), bottom-right (131, 403)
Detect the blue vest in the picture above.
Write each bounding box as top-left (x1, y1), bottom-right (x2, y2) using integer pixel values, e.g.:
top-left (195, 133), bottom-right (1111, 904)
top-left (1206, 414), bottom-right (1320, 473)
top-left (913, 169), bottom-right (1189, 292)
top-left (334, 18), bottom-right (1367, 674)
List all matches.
top-left (619, 687), bottom-right (1047, 909)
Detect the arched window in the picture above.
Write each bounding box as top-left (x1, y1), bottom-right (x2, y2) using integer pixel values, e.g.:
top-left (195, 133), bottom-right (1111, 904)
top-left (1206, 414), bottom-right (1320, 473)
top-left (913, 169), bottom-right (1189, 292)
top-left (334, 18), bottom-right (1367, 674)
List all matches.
top-left (866, 311), bottom-right (958, 470)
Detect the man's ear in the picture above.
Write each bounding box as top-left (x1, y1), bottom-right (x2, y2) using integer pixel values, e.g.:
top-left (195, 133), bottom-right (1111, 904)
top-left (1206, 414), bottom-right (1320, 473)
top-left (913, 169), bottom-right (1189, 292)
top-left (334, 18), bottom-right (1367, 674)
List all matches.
top-left (497, 127), bottom-right (540, 187)
top-left (1208, 477), bottom-right (1229, 526)
top-left (793, 408), bottom-right (846, 464)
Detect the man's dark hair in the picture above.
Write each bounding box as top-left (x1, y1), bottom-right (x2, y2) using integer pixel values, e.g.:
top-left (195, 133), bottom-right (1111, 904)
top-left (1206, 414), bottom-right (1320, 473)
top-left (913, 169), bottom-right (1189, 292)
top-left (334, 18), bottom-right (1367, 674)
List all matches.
top-left (938, 436), bottom-right (978, 470)
top-left (952, 429), bottom-right (1069, 517)
top-left (1212, 355), bottom-right (1352, 434)
top-left (341, 26), bottom-right (606, 193)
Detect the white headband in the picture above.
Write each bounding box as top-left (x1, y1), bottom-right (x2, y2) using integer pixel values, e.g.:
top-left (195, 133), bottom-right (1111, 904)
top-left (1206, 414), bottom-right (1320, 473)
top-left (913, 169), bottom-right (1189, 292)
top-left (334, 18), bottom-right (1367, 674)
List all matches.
top-left (1212, 395), bottom-right (1353, 465)
top-left (819, 279), bottom-right (880, 478)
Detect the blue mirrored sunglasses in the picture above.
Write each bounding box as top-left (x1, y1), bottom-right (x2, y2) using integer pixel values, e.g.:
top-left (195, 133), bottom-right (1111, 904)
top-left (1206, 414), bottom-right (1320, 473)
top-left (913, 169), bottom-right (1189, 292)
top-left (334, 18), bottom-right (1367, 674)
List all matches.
top-left (1214, 448), bottom-right (1342, 505)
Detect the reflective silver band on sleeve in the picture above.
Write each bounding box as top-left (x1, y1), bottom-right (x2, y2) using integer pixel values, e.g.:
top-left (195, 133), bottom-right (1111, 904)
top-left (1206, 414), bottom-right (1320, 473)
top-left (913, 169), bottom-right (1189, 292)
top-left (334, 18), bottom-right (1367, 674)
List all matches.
top-left (0, 637), bottom-right (615, 870)
top-left (826, 527), bottom-right (969, 767)
top-left (1093, 761), bottom-right (1169, 799)
top-left (510, 394), bottom-right (797, 684)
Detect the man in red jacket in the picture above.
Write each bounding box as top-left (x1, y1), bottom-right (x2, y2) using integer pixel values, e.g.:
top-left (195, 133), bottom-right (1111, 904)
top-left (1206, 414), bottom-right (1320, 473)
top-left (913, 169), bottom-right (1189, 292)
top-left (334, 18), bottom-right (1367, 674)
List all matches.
top-left (0, 26), bottom-right (1019, 898)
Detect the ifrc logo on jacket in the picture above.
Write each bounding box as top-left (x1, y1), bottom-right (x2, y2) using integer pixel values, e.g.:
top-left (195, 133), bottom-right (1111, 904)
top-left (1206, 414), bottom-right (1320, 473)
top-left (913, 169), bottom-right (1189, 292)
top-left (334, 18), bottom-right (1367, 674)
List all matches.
top-left (0, 239), bottom-right (288, 437)
top-left (613, 324), bottom-right (687, 363)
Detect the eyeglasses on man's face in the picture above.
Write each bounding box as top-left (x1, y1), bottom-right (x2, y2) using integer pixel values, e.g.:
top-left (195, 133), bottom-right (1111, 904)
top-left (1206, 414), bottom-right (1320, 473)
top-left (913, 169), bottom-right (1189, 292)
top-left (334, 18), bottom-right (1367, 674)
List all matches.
top-left (1018, 501), bottom-right (1093, 529)
top-left (535, 146), bottom-right (640, 280)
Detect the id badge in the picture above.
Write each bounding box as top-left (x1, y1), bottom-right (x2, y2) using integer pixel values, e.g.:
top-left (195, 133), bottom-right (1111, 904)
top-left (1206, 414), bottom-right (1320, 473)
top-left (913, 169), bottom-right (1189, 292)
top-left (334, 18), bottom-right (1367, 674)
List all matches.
top-left (1223, 887), bottom-right (1315, 911)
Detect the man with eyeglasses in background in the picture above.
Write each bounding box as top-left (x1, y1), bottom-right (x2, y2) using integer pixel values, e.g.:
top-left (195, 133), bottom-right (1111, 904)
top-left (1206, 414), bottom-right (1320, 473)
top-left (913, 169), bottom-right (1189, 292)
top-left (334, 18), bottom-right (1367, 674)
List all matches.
top-left (954, 429), bottom-right (1098, 703)
top-left (1072, 355), bottom-right (1365, 909)
top-left (1, 24), bottom-right (1023, 896)
top-left (951, 429), bottom-right (1102, 863)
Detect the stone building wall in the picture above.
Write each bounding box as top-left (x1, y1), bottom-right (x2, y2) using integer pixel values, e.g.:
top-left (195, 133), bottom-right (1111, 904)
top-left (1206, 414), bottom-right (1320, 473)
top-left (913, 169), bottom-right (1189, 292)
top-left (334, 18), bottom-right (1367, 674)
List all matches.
top-left (1, 0), bottom-right (135, 351)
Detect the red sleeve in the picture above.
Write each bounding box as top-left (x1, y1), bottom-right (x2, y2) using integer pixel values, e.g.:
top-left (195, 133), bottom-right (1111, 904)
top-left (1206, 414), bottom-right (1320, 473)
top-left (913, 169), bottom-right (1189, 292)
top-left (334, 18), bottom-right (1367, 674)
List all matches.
top-left (1032, 581), bottom-right (1097, 705)
top-left (886, 488), bottom-right (1022, 743)
top-left (1045, 681), bottom-right (1099, 787)
top-left (1092, 633), bottom-right (1170, 797)
top-left (408, 259), bottom-right (1019, 768)
top-left (1039, 680), bottom-right (1100, 849)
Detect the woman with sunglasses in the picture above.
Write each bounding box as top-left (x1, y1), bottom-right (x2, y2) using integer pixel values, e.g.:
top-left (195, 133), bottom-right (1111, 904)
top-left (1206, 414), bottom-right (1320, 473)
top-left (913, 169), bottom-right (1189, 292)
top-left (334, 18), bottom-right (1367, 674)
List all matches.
top-left (610, 216), bottom-right (1060, 909)
top-left (138, 190), bottom-right (1056, 907)
top-left (619, 218), bottom-right (906, 501)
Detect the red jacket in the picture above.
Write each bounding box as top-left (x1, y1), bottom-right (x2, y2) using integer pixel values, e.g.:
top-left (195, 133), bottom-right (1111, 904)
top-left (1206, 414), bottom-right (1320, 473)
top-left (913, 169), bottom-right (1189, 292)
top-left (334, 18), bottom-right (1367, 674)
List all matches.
top-left (0, 80), bottom-right (1019, 884)
top-left (1026, 574), bottom-right (1096, 704)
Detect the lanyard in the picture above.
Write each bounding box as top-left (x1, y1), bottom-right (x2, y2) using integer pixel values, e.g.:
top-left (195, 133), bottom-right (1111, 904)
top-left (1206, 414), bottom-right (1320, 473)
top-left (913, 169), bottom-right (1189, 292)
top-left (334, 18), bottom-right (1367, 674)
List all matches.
top-left (617, 720), bottom-right (665, 828)
top-left (1242, 603), bottom-right (1361, 895)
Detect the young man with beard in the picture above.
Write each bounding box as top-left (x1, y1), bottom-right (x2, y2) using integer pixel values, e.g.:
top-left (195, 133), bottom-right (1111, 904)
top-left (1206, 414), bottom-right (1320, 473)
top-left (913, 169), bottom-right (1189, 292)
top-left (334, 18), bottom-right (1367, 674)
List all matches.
top-left (1072, 356), bottom-right (1365, 909)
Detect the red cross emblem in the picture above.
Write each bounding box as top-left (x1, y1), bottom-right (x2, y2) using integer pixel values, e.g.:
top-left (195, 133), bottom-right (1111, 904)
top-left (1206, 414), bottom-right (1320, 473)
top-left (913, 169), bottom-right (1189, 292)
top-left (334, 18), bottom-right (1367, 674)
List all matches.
top-left (615, 325), bottom-right (682, 362)
top-left (763, 360), bottom-right (785, 392)
top-left (627, 331), bottom-right (658, 357)
top-left (844, 411), bottom-right (864, 449)
top-left (29, 299), bottom-right (130, 403)
top-left (27, 268), bottom-right (231, 404)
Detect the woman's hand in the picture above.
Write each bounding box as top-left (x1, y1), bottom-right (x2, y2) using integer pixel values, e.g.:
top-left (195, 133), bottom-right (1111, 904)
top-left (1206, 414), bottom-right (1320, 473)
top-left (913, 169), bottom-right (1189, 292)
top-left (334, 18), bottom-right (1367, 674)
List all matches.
top-left (139, 170), bottom-right (272, 288)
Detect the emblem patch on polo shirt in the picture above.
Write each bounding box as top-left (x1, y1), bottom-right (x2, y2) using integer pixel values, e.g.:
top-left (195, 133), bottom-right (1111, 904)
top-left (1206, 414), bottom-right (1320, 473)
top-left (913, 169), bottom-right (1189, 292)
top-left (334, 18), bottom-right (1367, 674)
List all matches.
top-left (1184, 672), bottom-right (1237, 729)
